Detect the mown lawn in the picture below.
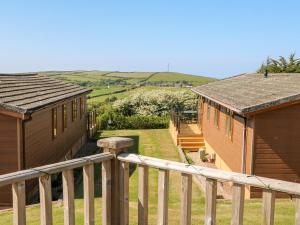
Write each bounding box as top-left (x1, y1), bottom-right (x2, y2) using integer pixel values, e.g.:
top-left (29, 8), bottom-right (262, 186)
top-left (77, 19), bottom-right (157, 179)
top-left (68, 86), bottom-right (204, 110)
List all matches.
top-left (0, 129), bottom-right (296, 224)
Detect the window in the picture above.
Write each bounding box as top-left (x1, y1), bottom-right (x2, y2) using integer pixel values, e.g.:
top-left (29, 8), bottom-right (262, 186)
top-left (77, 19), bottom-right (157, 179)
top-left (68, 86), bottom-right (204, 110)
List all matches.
top-left (52, 108), bottom-right (57, 139)
top-left (225, 109), bottom-right (233, 139)
top-left (206, 101), bottom-right (211, 121)
top-left (72, 99), bottom-right (78, 121)
top-left (214, 104), bottom-right (220, 128)
top-left (62, 104), bottom-right (67, 131)
top-left (80, 97), bottom-right (84, 119)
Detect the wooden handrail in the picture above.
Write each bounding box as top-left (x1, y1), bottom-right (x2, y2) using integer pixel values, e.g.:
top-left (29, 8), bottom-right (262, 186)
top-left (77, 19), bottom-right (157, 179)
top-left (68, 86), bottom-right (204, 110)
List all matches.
top-left (117, 153), bottom-right (300, 196)
top-left (4, 137), bottom-right (300, 225)
top-left (0, 153), bottom-right (114, 187)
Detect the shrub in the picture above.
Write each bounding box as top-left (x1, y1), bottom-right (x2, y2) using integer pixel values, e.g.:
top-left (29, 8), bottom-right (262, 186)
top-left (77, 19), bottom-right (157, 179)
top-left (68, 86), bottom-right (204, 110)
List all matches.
top-left (98, 112), bottom-right (169, 130)
top-left (112, 89), bottom-right (197, 116)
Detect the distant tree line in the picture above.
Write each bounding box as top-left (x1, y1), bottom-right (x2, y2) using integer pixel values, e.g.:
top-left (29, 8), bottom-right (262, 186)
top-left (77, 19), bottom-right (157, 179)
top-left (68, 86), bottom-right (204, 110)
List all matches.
top-left (258, 53), bottom-right (300, 73)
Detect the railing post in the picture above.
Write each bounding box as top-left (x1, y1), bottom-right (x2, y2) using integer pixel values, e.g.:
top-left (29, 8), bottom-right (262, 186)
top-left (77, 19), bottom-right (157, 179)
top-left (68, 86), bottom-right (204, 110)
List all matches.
top-left (180, 173), bottom-right (192, 225)
top-left (205, 178), bottom-right (217, 225)
top-left (83, 164), bottom-right (95, 225)
top-left (157, 169), bottom-right (169, 225)
top-left (62, 169), bottom-right (75, 225)
top-left (12, 181), bottom-right (26, 225)
top-left (295, 196), bottom-right (300, 225)
top-left (120, 161), bottom-right (129, 225)
top-left (138, 165), bottom-right (149, 225)
top-left (262, 190), bottom-right (275, 225)
top-left (98, 137), bottom-right (134, 225)
top-left (102, 159), bottom-right (112, 225)
top-left (231, 183), bottom-right (245, 225)
top-left (39, 175), bottom-right (52, 225)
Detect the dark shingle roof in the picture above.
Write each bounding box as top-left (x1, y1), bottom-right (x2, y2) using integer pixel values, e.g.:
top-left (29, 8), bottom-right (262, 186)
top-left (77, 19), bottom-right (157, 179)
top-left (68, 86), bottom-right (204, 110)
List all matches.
top-left (192, 73), bottom-right (300, 115)
top-left (0, 73), bottom-right (91, 115)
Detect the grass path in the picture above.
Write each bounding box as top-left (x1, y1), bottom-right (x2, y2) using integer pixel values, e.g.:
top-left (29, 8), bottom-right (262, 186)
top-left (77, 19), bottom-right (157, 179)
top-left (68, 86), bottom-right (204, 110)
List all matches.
top-left (0, 129), bottom-right (296, 224)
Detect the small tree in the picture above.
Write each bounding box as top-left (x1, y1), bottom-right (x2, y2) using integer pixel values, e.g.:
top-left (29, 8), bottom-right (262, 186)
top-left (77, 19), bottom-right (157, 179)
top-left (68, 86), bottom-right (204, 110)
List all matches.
top-left (258, 53), bottom-right (300, 73)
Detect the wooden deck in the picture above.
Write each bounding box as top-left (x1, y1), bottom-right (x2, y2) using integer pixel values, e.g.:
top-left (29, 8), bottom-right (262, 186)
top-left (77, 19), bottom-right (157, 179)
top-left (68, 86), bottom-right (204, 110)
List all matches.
top-left (169, 120), bottom-right (205, 151)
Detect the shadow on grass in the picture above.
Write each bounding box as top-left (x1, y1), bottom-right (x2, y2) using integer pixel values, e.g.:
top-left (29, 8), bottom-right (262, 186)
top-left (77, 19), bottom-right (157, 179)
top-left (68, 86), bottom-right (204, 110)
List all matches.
top-left (74, 135), bottom-right (140, 199)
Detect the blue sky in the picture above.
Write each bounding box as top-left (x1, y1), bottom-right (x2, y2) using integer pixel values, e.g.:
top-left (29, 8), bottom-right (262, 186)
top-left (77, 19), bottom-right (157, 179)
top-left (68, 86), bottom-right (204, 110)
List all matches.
top-left (0, 1), bottom-right (300, 78)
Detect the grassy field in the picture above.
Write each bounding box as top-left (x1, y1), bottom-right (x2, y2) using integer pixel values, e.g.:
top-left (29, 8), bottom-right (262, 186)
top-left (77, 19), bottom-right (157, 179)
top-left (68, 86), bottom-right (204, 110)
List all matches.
top-left (40, 70), bottom-right (215, 104)
top-left (87, 86), bottom-right (184, 105)
top-left (0, 129), bottom-right (296, 225)
top-left (147, 72), bottom-right (215, 86)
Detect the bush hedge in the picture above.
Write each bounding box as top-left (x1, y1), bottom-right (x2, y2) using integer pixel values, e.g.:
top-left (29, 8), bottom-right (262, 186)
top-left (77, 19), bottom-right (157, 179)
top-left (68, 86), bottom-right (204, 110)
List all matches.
top-left (98, 112), bottom-right (169, 130)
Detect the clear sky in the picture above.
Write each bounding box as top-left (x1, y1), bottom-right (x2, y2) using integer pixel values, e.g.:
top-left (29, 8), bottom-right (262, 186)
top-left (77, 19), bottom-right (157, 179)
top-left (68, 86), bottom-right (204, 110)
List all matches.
top-left (1, 1), bottom-right (300, 78)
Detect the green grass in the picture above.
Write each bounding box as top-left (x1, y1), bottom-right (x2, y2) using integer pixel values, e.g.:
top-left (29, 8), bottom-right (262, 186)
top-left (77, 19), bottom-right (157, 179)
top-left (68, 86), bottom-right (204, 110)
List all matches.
top-left (41, 70), bottom-right (215, 87)
top-left (106, 72), bottom-right (153, 79)
top-left (147, 72), bottom-right (216, 86)
top-left (88, 86), bottom-right (126, 98)
top-left (41, 70), bottom-right (215, 105)
top-left (0, 129), bottom-right (296, 224)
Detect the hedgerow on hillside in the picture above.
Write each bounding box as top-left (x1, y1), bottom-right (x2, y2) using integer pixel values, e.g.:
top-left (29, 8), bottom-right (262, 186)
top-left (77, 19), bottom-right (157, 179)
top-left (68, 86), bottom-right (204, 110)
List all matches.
top-left (112, 89), bottom-right (198, 116)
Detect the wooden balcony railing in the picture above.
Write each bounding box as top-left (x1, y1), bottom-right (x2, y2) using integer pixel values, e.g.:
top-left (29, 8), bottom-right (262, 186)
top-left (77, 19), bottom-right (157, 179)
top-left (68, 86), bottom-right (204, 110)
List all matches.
top-left (170, 110), bottom-right (198, 134)
top-left (2, 137), bottom-right (300, 225)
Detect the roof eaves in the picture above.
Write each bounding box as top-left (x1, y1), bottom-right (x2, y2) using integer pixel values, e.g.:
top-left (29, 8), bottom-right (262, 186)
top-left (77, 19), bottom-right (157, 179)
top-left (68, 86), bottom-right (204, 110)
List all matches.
top-left (191, 87), bottom-right (243, 115)
top-left (26, 88), bottom-right (92, 114)
top-left (241, 93), bottom-right (300, 115)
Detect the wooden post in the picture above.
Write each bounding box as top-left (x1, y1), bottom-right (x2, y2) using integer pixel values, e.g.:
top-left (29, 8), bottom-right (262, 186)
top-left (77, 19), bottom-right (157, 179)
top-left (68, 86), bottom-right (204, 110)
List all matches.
top-left (102, 160), bottom-right (112, 225)
top-left (39, 175), bottom-right (52, 225)
top-left (83, 164), bottom-right (95, 225)
top-left (295, 196), bottom-right (300, 225)
top-left (62, 169), bottom-right (75, 225)
top-left (97, 137), bottom-right (134, 225)
top-left (262, 190), bottom-right (275, 225)
top-left (120, 162), bottom-right (129, 225)
top-left (205, 178), bottom-right (217, 225)
top-left (231, 183), bottom-right (245, 225)
top-left (12, 181), bottom-right (26, 225)
top-left (138, 165), bottom-right (149, 225)
top-left (157, 169), bottom-right (169, 225)
top-left (180, 173), bottom-right (192, 225)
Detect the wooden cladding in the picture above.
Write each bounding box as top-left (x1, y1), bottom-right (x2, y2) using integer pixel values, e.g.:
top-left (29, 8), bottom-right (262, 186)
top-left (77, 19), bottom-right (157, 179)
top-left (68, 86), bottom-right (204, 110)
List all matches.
top-left (52, 108), bottom-right (57, 139)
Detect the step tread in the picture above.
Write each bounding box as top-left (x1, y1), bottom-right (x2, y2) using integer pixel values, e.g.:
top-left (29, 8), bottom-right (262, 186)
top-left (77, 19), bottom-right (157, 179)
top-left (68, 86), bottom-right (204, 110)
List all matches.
top-left (181, 146), bottom-right (205, 149)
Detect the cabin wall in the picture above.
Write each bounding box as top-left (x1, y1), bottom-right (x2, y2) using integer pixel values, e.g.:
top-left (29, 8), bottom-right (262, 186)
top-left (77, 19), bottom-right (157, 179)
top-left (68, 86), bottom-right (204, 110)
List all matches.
top-left (24, 95), bottom-right (87, 168)
top-left (201, 101), bottom-right (253, 174)
top-left (251, 103), bottom-right (300, 197)
top-left (0, 114), bottom-right (19, 207)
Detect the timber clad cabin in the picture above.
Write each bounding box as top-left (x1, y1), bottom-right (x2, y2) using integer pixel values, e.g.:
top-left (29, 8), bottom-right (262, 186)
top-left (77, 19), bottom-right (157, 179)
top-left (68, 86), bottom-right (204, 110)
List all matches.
top-left (191, 73), bottom-right (300, 198)
top-left (0, 73), bottom-right (91, 207)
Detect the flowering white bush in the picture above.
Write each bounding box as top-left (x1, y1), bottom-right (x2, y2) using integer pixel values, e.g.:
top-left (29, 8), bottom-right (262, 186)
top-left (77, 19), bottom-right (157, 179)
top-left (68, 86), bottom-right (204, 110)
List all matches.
top-left (113, 89), bottom-right (197, 116)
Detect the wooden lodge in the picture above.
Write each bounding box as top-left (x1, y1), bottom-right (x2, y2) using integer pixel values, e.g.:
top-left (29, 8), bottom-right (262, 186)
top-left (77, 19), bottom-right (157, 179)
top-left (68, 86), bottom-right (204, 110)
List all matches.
top-left (186, 73), bottom-right (300, 198)
top-left (0, 73), bottom-right (92, 207)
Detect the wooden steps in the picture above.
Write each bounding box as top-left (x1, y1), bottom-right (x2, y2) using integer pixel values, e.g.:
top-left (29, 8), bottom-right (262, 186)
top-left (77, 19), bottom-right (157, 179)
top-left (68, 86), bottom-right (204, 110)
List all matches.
top-left (177, 135), bottom-right (205, 152)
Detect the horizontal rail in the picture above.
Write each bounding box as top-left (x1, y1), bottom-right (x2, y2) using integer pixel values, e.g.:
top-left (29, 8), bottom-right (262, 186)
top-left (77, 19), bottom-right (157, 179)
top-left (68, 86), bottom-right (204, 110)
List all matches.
top-left (117, 153), bottom-right (300, 196)
top-left (0, 152), bottom-right (114, 187)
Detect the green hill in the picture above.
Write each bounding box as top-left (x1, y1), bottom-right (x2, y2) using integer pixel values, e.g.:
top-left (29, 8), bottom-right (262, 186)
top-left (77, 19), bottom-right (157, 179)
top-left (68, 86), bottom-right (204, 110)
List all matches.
top-left (40, 70), bottom-right (215, 104)
top-left (40, 71), bottom-right (215, 86)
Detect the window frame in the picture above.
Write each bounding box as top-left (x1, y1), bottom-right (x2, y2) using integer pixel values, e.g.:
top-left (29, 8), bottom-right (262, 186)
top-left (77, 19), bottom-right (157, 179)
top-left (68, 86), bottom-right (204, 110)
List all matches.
top-left (72, 99), bottom-right (78, 121)
top-left (225, 109), bottom-right (234, 140)
top-left (80, 97), bottom-right (84, 119)
top-left (206, 100), bottom-right (211, 121)
top-left (52, 107), bottom-right (58, 139)
top-left (62, 104), bottom-right (67, 131)
top-left (214, 104), bottom-right (220, 128)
